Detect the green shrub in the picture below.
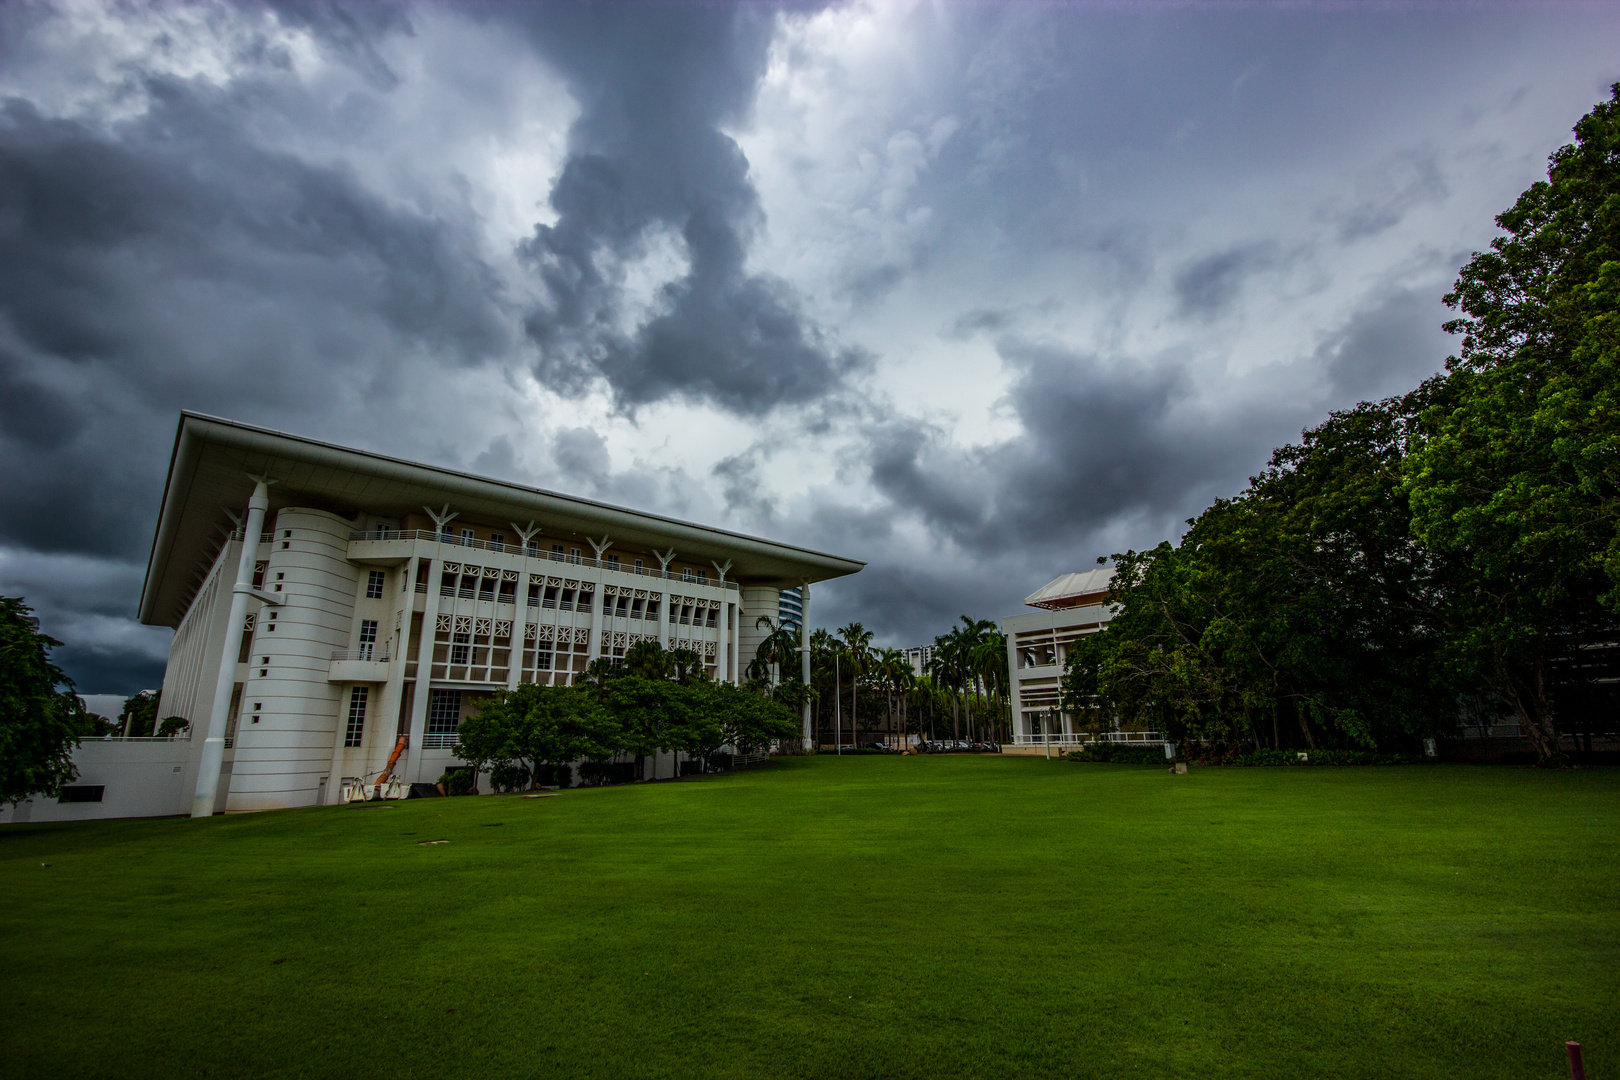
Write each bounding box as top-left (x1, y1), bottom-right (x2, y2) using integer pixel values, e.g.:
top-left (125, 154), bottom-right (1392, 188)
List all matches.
top-left (489, 763), bottom-right (530, 792)
top-left (438, 769), bottom-right (475, 796)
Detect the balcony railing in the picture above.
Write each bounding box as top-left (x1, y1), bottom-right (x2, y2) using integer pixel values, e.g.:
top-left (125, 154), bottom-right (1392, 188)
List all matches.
top-left (347, 530), bottom-right (739, 589)
top-left (422, 731), bottom-right (458, 750)
top-left (330, 649), bottom-right (390, 662)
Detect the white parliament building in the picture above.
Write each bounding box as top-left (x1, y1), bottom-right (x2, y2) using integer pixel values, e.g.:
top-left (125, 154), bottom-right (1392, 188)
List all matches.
top-left (1002, 568), bottom-right (1119, 752)
top-left (4, 413), bottom-right (862, 823)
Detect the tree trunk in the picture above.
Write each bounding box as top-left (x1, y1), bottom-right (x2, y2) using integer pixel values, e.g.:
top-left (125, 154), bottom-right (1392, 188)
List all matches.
top-left (1499, 651), bottom-right (1562, 764)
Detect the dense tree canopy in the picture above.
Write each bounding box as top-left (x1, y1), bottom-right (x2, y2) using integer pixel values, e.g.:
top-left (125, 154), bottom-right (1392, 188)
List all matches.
top-left (455, 641), bottom-right (799, 786)
top-left (1067, 86), bottom-right (1620, 763)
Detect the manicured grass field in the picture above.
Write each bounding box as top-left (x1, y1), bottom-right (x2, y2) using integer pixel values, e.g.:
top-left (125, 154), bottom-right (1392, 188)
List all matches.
top-left (1, 756), bottom-right (1616, 1079)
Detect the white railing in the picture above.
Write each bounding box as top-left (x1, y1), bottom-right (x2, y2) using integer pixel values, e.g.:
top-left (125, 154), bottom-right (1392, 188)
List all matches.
top-left (422, 732), bottom-right (458, 750)
top-left (1011, 731), bottom-right (1165, 747)
top-left (330, 649), bottom-right (390, 662)
top-left (348, 530), bottom-right (740, 589)
top-left (87, 734), bottom-right (194, 742)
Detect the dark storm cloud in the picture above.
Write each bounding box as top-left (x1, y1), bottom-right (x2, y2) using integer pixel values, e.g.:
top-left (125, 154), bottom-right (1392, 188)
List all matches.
top-left (0, 87), bottom-right (508, 561)
top-left (0, 47), bottom-right (512, 690)
top-left (506, 2), bottom-right (868, 415)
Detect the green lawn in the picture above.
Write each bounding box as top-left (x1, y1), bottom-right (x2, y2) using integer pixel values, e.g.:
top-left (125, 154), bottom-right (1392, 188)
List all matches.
top-left (1, 757), bottom-right (1615, 1079)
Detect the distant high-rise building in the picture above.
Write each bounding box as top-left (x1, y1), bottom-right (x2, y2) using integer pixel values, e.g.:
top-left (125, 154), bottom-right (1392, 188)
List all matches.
top-left (902, 644), bottom-right (934, 677)
top-left (778, 586), bottom-right (803, 634)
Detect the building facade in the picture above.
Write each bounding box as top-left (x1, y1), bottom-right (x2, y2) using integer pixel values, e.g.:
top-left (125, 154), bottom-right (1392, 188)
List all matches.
top-left (5, 414), bottom-right (862, 822)
top-left (777, 587), bottom-right (803, 635)
top-left (1002, 569), bottom-right (1119, 752)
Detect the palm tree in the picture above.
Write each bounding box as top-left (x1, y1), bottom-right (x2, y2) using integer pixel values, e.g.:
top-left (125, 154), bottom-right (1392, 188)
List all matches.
top-left (837, 622), bottom-right (873, 745)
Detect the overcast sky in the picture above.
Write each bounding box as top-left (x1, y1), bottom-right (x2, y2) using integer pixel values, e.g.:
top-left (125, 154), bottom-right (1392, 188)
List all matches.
top-left (1, 0), bottom-right (1616, 696)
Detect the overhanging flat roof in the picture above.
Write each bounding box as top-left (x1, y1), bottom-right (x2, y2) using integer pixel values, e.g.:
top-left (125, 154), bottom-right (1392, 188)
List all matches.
top-left (139, 412), bottom-right (864, 628)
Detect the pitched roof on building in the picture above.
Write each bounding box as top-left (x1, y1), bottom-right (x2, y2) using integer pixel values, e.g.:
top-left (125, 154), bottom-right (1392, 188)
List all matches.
top-left (1023, 568), bottom-right (1116, 610)
top-left (139, 412), bottom-right (865, 627)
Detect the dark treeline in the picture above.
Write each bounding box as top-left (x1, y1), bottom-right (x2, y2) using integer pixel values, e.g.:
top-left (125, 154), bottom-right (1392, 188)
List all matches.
top-left (1065, 87), bottom-right (1620, 764)
top-left (749, 617), bottom-right (1012, 747)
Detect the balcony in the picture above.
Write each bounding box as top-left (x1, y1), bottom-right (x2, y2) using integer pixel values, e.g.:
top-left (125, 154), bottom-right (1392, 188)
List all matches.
top-left (328, 649), bottom-right (391, 683)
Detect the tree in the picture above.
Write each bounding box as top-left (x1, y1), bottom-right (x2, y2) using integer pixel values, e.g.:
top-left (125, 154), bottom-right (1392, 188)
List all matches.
top-left (1, 597), bottom-right (85, 805)
top-left (1404, 85), bottom-right (1620, 762)
top-left (456, 682), bottom-right (619, 788)
top-left (1063, 396), bottom-right (1457, 754)
top-left (836, 623), bottom-right (873, 741)
top-left (119, 690), bottom-right (160, 738)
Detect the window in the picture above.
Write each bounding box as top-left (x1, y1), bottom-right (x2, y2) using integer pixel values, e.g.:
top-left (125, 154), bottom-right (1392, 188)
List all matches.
top-left (577, 590), bottom-right (593, 612)
top-left (427, 689), bottom-right (462, 736)
top-left (528, 584), bottom-right (542, 608)
top-left (490, 533), bottom-right (506, 552)
top-left (344, 687), bottom-right (368, 747)
top-left (461, 528), bottom-right (476, 547)
top-left (441, 572), bottom-right (458, 597)
top-left (451, 632), bottom-right (471, 666)
top-left (606, 553), bottom-right (620, 569)
top-left (615, 596), bottom-right (630, 617)
top-left (552, 543), bottom-right (564, 562)
top-left (358, 620), bottom-right (378, 661)
top-left (535, 647), bottom-right (552, 671)
top-left (630, 598), bottom-right (644, 620)
top-left (527, 538), bottom-right (540, 555)
top-left (58, 785), bottom-right (104, 803)
top-left (478, 577), bottom-right (495, 602)
top-left (634, 558), bottom-right (644, 574)
top-left (570, 547), bottom-right (582, 564)
top-left (366, 570), bottom-right (385, 599)
top-left (696, 570), bottom-right (708, 585)
top-left (646, 599), bottom-right (659, 620)
top-left (458, 575), bottom-right (475, 600)
top-left (706, 607), bottom-right (718, 628)
top-left (499, 579), bottom-right (516, 603)
top-left (558, 588), bottom-right (574, 612)
top-left (682, 568), bottom-right (694, 583)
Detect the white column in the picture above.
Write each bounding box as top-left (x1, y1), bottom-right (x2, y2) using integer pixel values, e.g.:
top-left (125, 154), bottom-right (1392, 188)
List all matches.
top-left (508, 560), bottom-right (529, 692)
top-left (377, 554), bottom-right (417, 765)
top-left (729, 602), bottom-right (739, 684)
top-left (800, 582), bottom-right (812, 748)
top-left (192, 480), bottom-right (270, 818)
top-left (586, 566), bottom-right (605, 663)
top-left (657, 584), bottom-right (670, 650)
top-left (407, 550), bottom-right (443, 781)
top-left (714, 593), bottom-right (729, 683)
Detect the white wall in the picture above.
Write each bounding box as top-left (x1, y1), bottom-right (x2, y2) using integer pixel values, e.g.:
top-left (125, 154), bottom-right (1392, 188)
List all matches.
top-left (227, 508), bottom-right (358, 812)
top-left (0, 739), bottom-right (192, 824)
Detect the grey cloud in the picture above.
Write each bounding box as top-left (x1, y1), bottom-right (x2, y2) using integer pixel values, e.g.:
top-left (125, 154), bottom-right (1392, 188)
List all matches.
top-left (867, 341), bottom-right (1259, 560)
top-left (1332, 149), bottom-right (1450, 241)
top-left (509, 2), bottom-right (867, 416)
top-left (1318, 286), bottom-right (1452, 401)
top-left (1173, 243), bottom-right (1277, 319)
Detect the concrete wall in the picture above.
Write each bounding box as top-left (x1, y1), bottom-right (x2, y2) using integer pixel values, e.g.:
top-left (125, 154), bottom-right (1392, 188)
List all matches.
top-left (0, 739), bottom-right (192, 824)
